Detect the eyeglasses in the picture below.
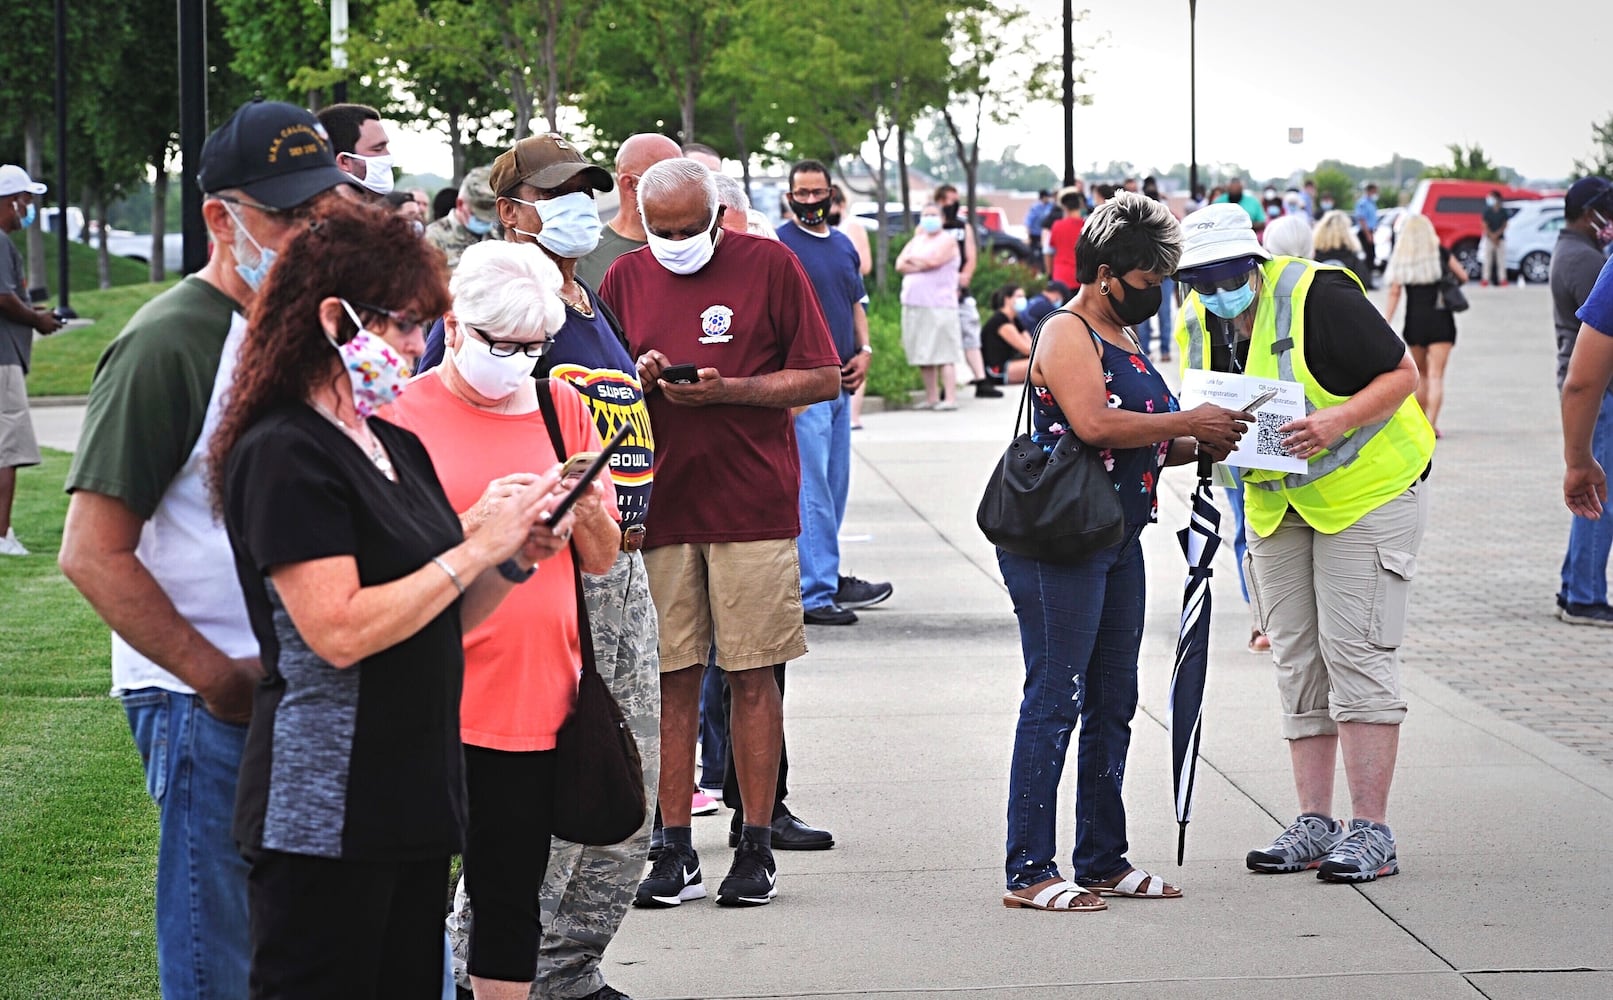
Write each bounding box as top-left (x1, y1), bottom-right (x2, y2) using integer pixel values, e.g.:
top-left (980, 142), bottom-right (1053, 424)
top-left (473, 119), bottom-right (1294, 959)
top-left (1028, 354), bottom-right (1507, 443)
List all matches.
top-left (791, 187), bottom-right (831, 200)
top-left (472, 326), bottom-right (556, 358)
top-left (350, 301), bottom-right (427, 337)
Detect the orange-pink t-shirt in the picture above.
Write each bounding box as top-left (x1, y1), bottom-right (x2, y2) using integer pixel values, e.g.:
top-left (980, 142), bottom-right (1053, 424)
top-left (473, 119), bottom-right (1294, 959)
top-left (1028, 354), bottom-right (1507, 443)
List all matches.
top-left (382, 373), bottom-right (616, 751)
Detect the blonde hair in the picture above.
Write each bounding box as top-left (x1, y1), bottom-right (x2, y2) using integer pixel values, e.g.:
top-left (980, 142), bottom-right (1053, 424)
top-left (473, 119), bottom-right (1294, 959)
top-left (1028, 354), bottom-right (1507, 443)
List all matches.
top-left (1312, 210), bottom-right (1362, 258)
top-left (1384, 213), bottom-right (1443, 286)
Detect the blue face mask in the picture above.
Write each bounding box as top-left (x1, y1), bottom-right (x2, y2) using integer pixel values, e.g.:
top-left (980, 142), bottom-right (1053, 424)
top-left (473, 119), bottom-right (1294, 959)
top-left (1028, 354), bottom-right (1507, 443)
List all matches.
top-left (919, 215), bottom-right (942, 233)
top-left (16, 200), bottom-right (36, 229)
top-left (509, 191), bottom-right (602, 259)
top-left (221, 201), bottom-right (276, 292)
top-left (1201, 280), bottom-right (1256, 319)
top-left (464, 213), bottom-right (493, 236)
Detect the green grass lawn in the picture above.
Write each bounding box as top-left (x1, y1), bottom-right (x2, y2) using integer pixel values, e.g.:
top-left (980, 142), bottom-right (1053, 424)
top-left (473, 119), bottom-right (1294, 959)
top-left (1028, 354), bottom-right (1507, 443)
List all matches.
top-left (7, 230), bottom-right (151, 294)
top-left (26, 281), bottom-right (179, 398)
top-left (0, 450), bottom-right (160, 999)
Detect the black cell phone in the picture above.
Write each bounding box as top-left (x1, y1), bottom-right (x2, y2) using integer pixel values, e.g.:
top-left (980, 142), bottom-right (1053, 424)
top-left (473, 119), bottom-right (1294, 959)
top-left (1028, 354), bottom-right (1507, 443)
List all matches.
top-left (542, 422), bottom-right (631, 527)
top-left (660, 363), bottom-right (699, 384)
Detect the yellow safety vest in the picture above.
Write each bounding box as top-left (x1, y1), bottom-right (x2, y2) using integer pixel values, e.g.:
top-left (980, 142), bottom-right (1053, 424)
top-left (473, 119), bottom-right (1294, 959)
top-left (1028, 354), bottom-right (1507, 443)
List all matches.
top-left (1174, 257), bottom-right (1434, 537)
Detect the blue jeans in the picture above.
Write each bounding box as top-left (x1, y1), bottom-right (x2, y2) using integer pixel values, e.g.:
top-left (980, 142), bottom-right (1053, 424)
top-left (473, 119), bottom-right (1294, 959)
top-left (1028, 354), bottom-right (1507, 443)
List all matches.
top-left (1228, 476), bottom-right (1250, 603)
top-left (795, 390), bottom-right (852, 611)
top-left (697, 654), bottom-right (727, 791)
top-left (1562, 389), bottom-right (1613, 606)
top-left (123, 688), bottom-right (251, 1000)
top-left (998, 529), bottom-right (1146, 890)
top-left (1134, 276), bottom-right (1175, 357)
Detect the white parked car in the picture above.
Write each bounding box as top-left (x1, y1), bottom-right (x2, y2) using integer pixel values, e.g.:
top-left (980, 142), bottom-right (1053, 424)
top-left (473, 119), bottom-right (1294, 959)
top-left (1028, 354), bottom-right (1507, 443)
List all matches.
top-left (1501, 198), bottom-right (1564, 285)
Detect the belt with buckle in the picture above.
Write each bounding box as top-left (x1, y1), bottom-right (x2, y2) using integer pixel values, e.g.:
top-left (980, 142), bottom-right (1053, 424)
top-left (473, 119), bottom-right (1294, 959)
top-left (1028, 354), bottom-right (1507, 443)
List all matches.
top-left (620, 525), bottom-right (647, 553)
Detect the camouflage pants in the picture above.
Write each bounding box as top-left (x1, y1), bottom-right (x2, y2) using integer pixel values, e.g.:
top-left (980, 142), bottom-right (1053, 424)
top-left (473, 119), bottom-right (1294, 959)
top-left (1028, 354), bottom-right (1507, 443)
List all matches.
top-left (449, 549), bottom-right (661, 996)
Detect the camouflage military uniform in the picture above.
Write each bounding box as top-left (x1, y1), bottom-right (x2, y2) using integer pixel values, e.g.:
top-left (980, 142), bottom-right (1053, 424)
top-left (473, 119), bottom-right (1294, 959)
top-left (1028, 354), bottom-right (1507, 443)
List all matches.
top-left (424, 165), bottom-right (496, 270)
top-left (449, 548), bottom-right (661, 996)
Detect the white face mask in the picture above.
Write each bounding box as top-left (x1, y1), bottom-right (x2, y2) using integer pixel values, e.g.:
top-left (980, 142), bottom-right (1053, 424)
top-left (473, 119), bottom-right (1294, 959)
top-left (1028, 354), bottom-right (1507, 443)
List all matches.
top-left (454, 324), bottom-right (538, 400)
top-left (343, 152), bottom-right (395, 196)
top-left (643, 205), bottom-right (719, 276)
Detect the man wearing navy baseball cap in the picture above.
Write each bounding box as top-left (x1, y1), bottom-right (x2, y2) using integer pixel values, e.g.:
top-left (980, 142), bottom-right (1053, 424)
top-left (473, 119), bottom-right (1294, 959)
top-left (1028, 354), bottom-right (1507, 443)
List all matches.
top-left (1551, 176), bottom-right (1613, 626)
top-left (59, 99), bottom-right (355, 1000)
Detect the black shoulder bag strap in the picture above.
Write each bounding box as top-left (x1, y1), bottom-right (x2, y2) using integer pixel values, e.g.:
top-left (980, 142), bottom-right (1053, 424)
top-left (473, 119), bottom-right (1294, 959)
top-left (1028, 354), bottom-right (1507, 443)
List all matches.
top-left (535, 379), bottom-right (599, 680)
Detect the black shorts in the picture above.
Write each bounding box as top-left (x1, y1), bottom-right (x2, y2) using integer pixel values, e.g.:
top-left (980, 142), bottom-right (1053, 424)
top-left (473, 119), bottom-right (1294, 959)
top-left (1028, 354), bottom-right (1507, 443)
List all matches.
top-left (246, 849), bottom-right (449, 1000)
top-left (462, 745), bottom-right (558, 982)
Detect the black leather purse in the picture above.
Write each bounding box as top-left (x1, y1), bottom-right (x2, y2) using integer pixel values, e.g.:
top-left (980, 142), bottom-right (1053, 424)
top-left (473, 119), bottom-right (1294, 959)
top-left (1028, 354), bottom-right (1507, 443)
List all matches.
top-left (976, 312), bottom-right (1126, 563)
top-left (536, 381), bottom-right (648, 846)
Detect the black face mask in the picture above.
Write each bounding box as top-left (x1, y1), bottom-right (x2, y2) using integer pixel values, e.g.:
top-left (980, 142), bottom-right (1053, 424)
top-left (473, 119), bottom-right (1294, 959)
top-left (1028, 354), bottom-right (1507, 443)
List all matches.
top-left (789, 196), bottom-right (832, 226)
top-left (1108, 275), bottom-right (1162, 326)
top-left (941, 202), bottom-right (960, 222)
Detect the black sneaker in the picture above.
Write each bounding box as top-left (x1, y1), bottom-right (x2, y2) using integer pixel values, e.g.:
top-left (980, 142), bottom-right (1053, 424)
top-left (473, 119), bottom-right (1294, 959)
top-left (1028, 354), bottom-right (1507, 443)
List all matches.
top-left (973, 379), bottom-right (1004, 398)
top-left (1559, 601), bottom-right (1613, 627)
top-left (836, 575), bottom-right (893, 610)
top-left (633, 843), bottom-right (706, 908)
top-left (716, 840), bottom-right (778, 907)
top-left (804, 603), bottom-right (858, 626)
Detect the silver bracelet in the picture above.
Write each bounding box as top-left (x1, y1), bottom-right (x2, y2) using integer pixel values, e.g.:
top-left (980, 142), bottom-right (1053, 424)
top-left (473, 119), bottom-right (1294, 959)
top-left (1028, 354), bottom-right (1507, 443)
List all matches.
top-left (431, 556), bottom-right (466, 595)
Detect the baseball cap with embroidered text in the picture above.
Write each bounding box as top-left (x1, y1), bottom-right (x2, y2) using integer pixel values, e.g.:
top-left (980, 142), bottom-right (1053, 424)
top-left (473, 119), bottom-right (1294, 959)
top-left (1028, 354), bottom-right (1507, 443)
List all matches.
top-left (489, 134), bottom-right (613, 197)
top-left (197, 98), bottom-right (356, 210)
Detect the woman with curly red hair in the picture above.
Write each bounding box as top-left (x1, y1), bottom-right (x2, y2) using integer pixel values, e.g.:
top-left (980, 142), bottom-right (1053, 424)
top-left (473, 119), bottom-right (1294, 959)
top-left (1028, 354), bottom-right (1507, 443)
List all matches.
top-left (209, 201), bottom-right (576, 998)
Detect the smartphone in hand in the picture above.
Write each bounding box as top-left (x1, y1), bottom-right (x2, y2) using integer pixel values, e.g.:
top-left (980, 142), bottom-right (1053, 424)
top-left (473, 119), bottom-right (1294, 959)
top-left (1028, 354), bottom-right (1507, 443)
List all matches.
top-left (660, 364), bottom-right (699, 385)
top-left (561, 452), bottom-right (600, 479)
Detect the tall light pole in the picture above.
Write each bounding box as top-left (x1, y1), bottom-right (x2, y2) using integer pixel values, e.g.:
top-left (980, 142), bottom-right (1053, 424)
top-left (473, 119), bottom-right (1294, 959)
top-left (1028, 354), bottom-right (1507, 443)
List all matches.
top-left (331, 0), bottom-right (349, 104)
top-left (53, 0), bottom-right (73, 316)
top-left (178, 0), bottom-right (208, 275)
top-left (1062, 0), bottom-right (1075, 187)
top-left (1188, 0), bottom-right (1198, 197)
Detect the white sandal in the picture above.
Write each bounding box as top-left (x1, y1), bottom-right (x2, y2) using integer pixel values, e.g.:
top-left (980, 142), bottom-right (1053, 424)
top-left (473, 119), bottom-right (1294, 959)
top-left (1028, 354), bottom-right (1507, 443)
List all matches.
top-left (1002, 879), bottom-right (1107, 912)
top-left (1087, 868), bottom-right (1182, 899)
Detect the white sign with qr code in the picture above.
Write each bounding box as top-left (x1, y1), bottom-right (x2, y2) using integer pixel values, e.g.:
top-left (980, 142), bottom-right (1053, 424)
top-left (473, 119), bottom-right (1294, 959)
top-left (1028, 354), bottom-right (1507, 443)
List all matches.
top-left (1178, 370), bottom-right (1309, 475)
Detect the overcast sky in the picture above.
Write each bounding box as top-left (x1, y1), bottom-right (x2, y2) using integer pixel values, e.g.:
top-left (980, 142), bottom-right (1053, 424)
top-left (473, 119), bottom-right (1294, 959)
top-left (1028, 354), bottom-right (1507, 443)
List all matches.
top-left (388, 0), bottom-right (1611, 184)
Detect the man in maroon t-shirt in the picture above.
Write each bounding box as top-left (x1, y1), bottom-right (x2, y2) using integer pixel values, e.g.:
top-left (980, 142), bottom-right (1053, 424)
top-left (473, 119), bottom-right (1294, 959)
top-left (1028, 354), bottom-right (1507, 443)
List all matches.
top-left (600, 158), bottom-right (839, 909)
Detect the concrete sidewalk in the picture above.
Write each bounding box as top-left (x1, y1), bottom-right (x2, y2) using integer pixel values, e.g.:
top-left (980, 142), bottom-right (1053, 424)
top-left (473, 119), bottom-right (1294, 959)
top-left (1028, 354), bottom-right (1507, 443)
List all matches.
top-left (602, 284), bottom-right (1612, 999)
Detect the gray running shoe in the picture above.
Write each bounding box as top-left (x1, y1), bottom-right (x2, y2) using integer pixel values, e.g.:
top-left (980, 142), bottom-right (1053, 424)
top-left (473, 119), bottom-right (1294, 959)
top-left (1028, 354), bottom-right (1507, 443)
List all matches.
top-left (1246, 813), bottom-right (1346, 873)
top-left (1318, 819), bottom-right (1399, 883)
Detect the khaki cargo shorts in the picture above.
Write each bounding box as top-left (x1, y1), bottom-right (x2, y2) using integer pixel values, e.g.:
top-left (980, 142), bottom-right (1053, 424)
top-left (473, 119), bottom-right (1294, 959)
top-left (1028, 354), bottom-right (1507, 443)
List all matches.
top-left (0, 366), bottom-right (41, 469)
top-left (1245, 481), bottom-right (1428, 740)
top-left (642, 538), bottom-right (807, 674)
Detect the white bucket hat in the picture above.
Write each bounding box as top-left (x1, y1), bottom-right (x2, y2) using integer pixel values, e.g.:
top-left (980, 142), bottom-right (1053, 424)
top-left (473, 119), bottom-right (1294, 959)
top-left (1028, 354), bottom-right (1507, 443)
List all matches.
top-left (1177, 203), bottom-right (1271, 273)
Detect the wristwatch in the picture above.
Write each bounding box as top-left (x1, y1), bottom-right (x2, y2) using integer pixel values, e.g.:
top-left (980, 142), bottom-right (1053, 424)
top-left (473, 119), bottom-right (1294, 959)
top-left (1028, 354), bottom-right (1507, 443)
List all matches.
top-left (497, 558), bottom-right (536, 584)
top-left (858, 344), bottom-right (873, 355)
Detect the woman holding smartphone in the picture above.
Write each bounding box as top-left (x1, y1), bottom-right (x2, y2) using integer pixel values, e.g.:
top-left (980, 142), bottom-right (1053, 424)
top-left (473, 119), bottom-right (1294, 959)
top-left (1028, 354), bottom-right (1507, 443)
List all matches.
top-left (382, 239), bottom-right (619, 1000)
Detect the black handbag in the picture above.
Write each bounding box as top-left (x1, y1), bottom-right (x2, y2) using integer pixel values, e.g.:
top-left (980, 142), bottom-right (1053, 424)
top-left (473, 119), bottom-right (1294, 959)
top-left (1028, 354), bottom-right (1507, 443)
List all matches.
top-left (1437, 274), bottom-right (1469, 312)
top-left (535, 381), bottom-right (648, 846)
top-left (976, 311), bottom-right (1126, 563)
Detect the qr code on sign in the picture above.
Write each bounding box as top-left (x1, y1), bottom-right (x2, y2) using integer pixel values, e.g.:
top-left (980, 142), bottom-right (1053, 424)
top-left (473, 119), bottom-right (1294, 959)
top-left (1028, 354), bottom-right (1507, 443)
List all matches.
top-left (1254, 411), bottom-right (1290, 457)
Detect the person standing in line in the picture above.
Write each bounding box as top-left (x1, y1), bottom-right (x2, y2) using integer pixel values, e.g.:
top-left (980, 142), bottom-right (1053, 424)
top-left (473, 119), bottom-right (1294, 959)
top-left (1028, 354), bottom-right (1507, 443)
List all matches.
top-left (1047, 189), bottom-right (1085, 291)
top-left (0, 164), bottom-right (63, 556)
top-left (1382, 214), bottom-right (1468, 437)
top-left (57, 100), bottom-right (355, 999)
top-left (776, 158), bottom-right (893, 627)
top-left (1480, 188), bottom-right (1509, 287)
top-left (895, 204), bottom-right (962, 410)
top-left (601, 158), bottom-right (840, 909)
top-left (425, 166), bottom-right (498, 270)
top-left (1025, 189), bottom-right (1054, 271)
top-left (1174, 203), bottom-right (1434, 885)
top-left (1353, 184), bottom-right (1380, 286)
top-left (1312, 210), bottom-right (1369, 286)
top-left (933, 184), bottom-right (999, 398)
top-left (317, 103), bottom-right (396, 200)
top-left (1552, 178), bottom-right (1613, 627)
top-left (573, 133), bottom-right (683, 289)
top-left (1213, 177), bottom-right (1267, 232)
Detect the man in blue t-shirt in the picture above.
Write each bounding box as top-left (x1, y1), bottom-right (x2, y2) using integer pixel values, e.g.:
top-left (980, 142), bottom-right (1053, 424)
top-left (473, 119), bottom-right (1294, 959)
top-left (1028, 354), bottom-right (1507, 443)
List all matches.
top-left (1561, 252), bottom-right (1613, 625)
top-left (776, 159), bottom-right (893, 626)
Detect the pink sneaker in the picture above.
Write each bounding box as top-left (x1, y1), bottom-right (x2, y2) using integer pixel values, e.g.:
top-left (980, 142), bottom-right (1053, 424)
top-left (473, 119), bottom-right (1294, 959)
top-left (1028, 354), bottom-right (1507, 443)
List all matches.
top-left (692, 791), bottom-right (721, 816)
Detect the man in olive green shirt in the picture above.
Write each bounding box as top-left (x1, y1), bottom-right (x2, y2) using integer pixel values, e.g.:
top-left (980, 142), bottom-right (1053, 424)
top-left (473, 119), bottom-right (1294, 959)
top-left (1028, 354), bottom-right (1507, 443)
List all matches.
top-left (575, 133), bottom-right (681, 289)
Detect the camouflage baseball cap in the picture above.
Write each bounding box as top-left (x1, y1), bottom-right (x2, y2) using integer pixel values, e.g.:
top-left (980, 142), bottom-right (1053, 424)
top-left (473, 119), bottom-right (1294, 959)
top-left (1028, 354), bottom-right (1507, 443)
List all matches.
top-left (460, 166), bottom-right (497, 225)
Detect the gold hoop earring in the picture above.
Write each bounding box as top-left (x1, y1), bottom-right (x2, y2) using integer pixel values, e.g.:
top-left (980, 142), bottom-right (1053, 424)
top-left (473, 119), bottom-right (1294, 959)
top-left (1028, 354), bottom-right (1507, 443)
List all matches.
top-left (1098, 280), bottom-right (1109, 295)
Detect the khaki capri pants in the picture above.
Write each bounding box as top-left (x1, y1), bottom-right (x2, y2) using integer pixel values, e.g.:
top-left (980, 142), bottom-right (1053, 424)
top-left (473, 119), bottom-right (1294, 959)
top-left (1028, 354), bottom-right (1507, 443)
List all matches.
top-left (1244, 481), bottom-right (1428, 740)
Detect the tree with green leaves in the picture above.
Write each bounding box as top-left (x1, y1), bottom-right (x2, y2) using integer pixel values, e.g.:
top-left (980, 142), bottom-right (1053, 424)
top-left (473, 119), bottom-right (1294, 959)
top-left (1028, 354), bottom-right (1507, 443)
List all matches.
top-left (1421, 143), bottom-right (1503, 182)
top-left (939, 2), bottom-right (1072, 228)
top-left (1572, 113), bottom-right (1613, 180)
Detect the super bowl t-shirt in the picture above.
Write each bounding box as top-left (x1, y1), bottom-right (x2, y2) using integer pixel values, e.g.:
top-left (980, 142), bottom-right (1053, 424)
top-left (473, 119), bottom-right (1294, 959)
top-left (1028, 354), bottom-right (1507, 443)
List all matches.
top-left (599, 232), bottom-right (840, 547)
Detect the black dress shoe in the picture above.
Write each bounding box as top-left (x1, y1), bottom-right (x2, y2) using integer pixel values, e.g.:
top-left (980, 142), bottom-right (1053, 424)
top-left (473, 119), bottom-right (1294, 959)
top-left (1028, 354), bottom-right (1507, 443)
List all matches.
top-left (804, 603), bottom-right (857, 625)
top-left (729, 810), bottom-right (836, 850)
top-left (973, 378), bottom-right (1004, 398)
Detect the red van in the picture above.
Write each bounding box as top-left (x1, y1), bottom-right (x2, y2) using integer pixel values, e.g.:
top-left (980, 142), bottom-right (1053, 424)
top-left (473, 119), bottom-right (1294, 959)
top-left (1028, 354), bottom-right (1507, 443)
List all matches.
top-left (1406, 179), bottom-right (1544, 279)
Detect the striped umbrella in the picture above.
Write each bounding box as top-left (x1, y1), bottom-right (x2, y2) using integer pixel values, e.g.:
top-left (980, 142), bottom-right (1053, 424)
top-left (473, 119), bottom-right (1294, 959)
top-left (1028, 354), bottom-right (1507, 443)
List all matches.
top-left (1169, 456), bottom-right (1222, 865)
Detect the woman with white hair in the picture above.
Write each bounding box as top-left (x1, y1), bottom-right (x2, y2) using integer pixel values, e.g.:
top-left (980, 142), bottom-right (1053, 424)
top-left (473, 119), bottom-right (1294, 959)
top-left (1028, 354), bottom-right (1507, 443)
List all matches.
top-left (1262, 212), bottom-right (1315, 259)
top-left (1312, 209), bottom-right (1368, 285)
top-left (383, 239), bottom-right (620, 1000)
top-left (1383, 213), bottom-right (1468, 436)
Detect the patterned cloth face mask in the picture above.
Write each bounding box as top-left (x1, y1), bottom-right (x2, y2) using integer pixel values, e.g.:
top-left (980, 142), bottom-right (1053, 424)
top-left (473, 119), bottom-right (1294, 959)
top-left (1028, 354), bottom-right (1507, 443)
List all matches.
top-left (330, 299), bottom-right (413, 417)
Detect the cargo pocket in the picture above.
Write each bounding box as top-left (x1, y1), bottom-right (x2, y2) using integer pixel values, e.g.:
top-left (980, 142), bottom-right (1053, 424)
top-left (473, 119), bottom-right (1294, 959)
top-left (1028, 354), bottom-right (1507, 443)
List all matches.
top-left (1369, 547), bottom-right (1417, 648)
